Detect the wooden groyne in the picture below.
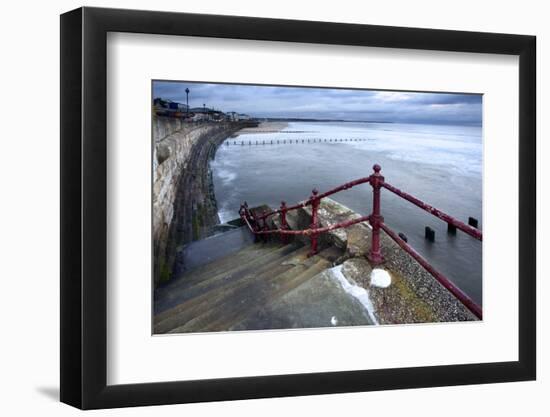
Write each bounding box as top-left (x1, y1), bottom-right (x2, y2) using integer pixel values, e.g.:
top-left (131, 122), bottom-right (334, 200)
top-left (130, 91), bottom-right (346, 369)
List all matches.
top-left (224, 138), bottom-right (371, 146)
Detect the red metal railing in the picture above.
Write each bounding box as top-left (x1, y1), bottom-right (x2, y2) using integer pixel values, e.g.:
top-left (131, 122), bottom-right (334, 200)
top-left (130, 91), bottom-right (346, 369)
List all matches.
top-left (239, 164), bottom-right (483, 319)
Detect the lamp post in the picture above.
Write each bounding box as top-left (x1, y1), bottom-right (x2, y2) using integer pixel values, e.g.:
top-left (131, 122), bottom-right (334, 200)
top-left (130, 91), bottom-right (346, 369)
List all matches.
top-left (185, 88), bottom-right (189, 119)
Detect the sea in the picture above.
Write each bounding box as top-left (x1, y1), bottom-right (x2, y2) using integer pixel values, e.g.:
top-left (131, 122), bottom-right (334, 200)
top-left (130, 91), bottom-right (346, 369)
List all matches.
top-left (210, 121), bottom-right (483, 305)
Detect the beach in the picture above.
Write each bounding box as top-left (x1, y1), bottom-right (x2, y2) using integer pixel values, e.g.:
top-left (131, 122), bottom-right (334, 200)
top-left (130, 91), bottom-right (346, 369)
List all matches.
top-left (237, 121), bottom-right (288, 134)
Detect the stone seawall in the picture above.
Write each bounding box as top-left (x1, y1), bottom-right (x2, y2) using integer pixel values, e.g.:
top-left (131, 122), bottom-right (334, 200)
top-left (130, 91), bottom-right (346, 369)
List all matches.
top-left (153, 117), bottom-right (243, 286)
top-left (153, 116), bottom-right (189, 142)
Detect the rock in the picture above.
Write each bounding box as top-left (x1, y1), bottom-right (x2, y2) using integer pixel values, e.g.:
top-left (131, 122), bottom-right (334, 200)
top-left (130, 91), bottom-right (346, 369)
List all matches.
top-left (346, 224), bottom-right (371, 257)
top-left (156, 143), bottom-right (171, 165)
top-left (341, 258), bottom-right (372, 288)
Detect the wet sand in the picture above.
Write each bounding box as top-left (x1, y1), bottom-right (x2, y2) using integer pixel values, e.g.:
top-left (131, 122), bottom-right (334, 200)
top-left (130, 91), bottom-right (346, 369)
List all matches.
top-left (237, 121), bottom-right (289, 134)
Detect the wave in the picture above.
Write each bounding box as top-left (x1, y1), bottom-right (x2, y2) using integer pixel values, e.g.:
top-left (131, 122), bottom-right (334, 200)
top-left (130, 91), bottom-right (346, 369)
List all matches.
top-left (215, 168), bottom-right (236, 185)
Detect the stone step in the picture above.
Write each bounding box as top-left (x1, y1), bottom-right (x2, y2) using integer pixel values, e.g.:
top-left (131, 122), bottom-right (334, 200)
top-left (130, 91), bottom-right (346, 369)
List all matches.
top-left (154, 245), bottom-right (311, 333)
top-left (286, 210), bottom-right (300, 230)
top-left (162, 240), bottom-right (275, 291)
top-left (173, 226), bottom-right (255, 275)
top-left (165, 248), bottom-right (340, 333)
top-left (168, 254), bottom-right (333, 333)
top-left (154, 243), bottom-right (306, 318)
top-left (154, 241), bottom-right (286, 311)
top-left (232, 262), bottom-right (374, 330)
top-left (188, 242), bottom-right (297, 284)
top-left (272, 209), bottom-right (300, 231)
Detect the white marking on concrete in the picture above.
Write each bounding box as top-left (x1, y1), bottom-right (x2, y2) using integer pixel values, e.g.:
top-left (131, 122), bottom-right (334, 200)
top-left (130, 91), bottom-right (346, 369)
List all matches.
top-left (331, 316), bottom-right (338, 326)
top-left (329, 265), bottom-right (379, 325)
top-left (370, 269), bottom-right (392, 288)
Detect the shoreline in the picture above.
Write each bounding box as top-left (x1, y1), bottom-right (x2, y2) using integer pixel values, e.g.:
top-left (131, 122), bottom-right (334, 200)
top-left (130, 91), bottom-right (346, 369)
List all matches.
top-left (234, 121), bottom-right (289, 135)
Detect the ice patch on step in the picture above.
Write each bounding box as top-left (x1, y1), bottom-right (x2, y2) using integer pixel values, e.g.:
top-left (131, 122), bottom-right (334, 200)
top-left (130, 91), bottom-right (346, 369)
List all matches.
top-left (329, 265), bottom-right (379, 325)
top-left (370, 269), bottom-right (392, 288)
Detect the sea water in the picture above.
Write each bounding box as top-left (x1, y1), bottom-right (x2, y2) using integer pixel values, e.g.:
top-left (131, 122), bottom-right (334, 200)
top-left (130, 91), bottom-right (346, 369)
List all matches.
top-left (211, 122), bottom-right (482, 305)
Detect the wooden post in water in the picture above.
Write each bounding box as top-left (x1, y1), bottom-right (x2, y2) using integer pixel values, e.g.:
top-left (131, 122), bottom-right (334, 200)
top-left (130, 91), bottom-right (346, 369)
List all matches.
top-left (425, 226), bottom-right (435, 242)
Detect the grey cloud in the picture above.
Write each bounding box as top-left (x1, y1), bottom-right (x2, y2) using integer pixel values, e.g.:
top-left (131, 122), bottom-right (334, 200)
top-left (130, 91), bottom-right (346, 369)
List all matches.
top-left (153, 81), bottom-right (482, 125)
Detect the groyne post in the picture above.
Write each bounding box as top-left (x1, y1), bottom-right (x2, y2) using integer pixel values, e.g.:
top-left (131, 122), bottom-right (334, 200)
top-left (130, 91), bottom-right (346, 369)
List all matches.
top-left (368, 164), bottom-right (385, 265)
top-left (425, 226), bottom-right (435, 242)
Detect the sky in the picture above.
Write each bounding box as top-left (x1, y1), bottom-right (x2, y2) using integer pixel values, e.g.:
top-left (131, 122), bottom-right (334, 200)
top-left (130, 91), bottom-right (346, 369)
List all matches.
top-left (153, 81), bottom-right (482, 125)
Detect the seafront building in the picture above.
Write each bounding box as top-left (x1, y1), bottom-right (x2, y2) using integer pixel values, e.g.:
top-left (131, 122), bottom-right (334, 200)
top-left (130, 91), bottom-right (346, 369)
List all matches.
top-left (154, 97), bottom-right (251, 122)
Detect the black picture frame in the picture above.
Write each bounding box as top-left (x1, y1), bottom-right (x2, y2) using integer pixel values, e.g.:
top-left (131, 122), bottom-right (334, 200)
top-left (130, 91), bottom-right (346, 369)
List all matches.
top-left (60, 6), bottom-right (536, 410)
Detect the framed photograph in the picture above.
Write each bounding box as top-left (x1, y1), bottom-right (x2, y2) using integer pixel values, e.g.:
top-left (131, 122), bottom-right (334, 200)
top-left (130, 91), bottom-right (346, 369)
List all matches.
top-left (60, 6), bottom-right (536, 409)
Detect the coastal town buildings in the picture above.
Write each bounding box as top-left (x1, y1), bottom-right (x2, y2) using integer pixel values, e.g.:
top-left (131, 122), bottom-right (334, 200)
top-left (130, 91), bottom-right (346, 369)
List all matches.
top-left (155, 97), bottom-right (251, 122)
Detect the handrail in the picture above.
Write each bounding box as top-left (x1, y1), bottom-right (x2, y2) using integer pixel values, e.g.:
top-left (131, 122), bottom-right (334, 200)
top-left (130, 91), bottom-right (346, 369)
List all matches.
top-left (314, 176), bottom-right (372, 201)
top-left (382, 181), bottom-right (482, 241)
top-left (255, 176), bottom-right (372, 221)
top-left (239, 164), bottom-right (483, 319)
top-left (380, 222), bottom-right (483, 319)
top-left (251, 201), bottom-right (307, 221)
top-left (241, 209), bottom-right (370, 236)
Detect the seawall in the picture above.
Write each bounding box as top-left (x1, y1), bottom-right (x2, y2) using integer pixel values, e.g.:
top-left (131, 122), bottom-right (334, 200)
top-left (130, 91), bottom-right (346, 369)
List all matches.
top-left (153, 117), bottom-right (244, 286)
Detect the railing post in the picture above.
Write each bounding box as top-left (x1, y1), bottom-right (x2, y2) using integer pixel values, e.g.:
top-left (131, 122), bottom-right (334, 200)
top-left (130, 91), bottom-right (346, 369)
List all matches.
top-left (243, 201), bottom-right (253, 229)
top-left (280, 201), bottom-right (288, 244)
top-left (261, 210), bottom-right (269, 242)
top-left (245, 201), bottom-right (260, 242)
top-left (308, 188), bottom-right (320, 257)
top-left (368, 164), bottom-right (385, 265)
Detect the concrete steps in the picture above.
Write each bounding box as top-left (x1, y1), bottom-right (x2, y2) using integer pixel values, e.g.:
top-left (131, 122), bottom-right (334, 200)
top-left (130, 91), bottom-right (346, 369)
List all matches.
top-left (197, 247), bottom-right (346, 332)
top-left (172, 225), bottom-right (255, 277)
top-left (155, 241), bottom-right (299, 313)
top-left (155, 242), bottom-right (304, 316)
top-left (153, 239), bottom-right (349, 333)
